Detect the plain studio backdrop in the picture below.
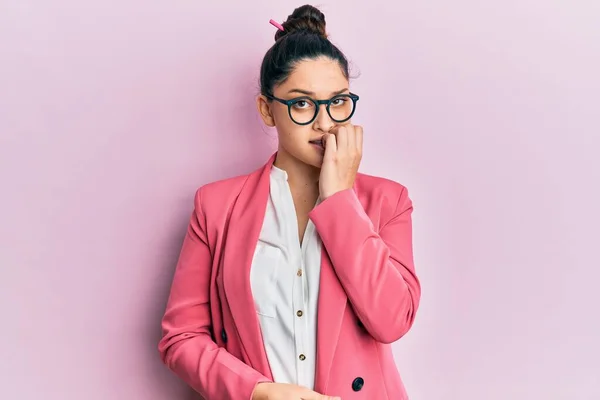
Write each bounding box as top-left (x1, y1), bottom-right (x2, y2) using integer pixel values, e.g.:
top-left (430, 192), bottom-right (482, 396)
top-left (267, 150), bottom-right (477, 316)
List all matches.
top-left (1, 0), bottom-right (599, 399)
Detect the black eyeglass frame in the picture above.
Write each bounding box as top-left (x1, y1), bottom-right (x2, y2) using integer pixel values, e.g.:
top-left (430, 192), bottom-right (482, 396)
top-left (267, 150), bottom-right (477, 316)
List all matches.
top-left (264, 92), bottom-right (360, 125)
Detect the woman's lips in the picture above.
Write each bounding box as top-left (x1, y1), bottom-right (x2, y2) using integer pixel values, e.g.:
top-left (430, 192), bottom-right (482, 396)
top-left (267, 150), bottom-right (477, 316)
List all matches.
top-left (309, 138), bottom-right (325, 149)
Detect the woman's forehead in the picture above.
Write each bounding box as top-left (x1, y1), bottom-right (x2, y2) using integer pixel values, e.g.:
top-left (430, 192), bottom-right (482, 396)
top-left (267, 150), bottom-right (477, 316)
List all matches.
top-left (277, 58), bottom-right (348, 97)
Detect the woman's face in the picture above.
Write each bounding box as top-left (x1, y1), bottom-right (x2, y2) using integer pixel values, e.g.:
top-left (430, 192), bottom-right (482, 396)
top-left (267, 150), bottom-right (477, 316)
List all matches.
top-left (257, 56), bottom-right (351, 169)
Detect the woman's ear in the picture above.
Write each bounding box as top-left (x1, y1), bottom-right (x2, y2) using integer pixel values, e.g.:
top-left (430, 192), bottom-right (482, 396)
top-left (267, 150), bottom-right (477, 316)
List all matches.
top-left (256, 95), bottom-right (276, 127)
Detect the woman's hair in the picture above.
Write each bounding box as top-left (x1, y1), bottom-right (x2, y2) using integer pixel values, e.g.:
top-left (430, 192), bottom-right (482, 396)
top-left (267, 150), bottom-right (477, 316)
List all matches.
top-left (259, 4), bottom-right (350, 97)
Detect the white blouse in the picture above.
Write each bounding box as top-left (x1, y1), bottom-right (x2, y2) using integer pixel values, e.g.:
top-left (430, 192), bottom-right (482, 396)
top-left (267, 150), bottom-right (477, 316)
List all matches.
top-left (249, 165), bottom-right (323, 390)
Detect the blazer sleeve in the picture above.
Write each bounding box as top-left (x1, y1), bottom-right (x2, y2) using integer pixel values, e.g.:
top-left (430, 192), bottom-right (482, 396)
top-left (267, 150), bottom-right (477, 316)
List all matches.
top-left (308, 186), bottom-right (421, 344)
top-left (158, 187), bottom-right (271, 400)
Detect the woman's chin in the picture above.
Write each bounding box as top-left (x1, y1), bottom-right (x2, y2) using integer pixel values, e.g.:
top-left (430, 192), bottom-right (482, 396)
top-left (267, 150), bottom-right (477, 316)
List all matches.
top-left (298, 153), bottom-right (323, 170)
top-left (308, 155), bottom-right (324, 169)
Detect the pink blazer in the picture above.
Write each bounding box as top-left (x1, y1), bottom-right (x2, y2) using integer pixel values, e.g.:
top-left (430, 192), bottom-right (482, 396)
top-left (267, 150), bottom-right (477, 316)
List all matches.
top-left (158, 153), bottom-right (421, 400)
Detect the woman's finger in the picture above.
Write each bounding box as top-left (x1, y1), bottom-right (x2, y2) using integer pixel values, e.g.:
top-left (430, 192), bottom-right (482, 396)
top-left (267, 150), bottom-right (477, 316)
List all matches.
top-left (355, 125), bottom-right (363, 155)
top-left (324, 132), bottom-right (337, 157)
top-left (335, 125), bottom-right (348, 153)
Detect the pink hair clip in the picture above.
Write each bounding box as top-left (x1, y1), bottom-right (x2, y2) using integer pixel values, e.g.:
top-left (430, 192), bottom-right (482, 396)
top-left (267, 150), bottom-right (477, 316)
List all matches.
top-left (269, 19), bottom-right (284, 31)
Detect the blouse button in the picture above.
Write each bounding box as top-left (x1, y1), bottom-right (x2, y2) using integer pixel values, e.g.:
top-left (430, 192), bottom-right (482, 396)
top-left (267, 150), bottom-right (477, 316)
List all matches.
top-left (297, 269), bottom-right (303, 277)
top-left (299, 354), bottom-right (306, 361)
top-left (297, 310), bottom-right (303, 317)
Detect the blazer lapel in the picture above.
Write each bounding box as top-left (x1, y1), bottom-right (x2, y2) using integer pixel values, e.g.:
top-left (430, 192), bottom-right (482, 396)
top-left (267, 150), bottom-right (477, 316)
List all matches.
top-left (221, 152), bottom-right (277, 380)
top-left (314, 241), bottom-right (348, 393)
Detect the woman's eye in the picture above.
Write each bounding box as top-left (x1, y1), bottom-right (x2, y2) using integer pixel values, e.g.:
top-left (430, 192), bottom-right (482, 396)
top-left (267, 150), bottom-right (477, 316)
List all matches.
top-left (332, 98), bottom-right (346, 106)
top-left (293, 100), bottom-right (311, 109)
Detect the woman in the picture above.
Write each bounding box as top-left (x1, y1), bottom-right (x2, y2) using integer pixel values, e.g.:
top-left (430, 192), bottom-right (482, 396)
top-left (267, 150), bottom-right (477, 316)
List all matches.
top-left (158, 5), bottom-right (421, 400)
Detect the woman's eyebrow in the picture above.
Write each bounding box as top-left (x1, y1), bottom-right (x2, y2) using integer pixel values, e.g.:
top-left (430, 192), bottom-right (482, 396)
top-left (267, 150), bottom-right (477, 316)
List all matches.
top-left (287, 88), bottom-right (349, 96)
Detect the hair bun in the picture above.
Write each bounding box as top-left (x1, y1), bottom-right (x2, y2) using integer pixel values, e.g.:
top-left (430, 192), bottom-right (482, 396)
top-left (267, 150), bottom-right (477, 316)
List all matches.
top-left (275, 4), bottom-right (327, 41)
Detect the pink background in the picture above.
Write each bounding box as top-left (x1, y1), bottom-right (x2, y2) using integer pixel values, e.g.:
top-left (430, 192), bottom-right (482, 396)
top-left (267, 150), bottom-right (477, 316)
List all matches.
top-left (1, 0), bottom-right (599, 399)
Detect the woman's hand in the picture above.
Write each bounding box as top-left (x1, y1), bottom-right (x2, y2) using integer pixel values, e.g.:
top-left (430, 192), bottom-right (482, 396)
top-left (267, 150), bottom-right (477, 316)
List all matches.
top-left (252, 382), bottom-right (341, 400)
top-left (319, 124), bottom-right (363, 200)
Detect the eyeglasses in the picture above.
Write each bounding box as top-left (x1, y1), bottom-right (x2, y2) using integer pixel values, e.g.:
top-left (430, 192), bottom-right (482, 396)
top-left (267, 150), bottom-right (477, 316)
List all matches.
top-left (265, 92), bottom-right (360, 125)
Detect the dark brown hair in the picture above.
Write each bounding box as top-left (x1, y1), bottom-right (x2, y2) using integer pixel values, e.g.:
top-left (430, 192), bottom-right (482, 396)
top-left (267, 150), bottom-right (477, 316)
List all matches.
top-left (259, 4), bottom-right (350, 97)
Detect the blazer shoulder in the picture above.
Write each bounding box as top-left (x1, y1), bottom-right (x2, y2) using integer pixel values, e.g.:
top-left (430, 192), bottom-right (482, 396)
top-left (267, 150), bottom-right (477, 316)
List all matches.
top-left (355, 172), bottom-right (409, 199)
top-left (193, 173), bottom-right (249, 215)
top-left (354, 172), bottom-right (413, 224)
